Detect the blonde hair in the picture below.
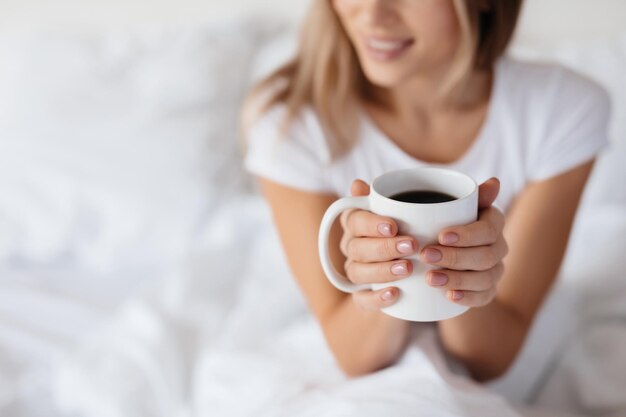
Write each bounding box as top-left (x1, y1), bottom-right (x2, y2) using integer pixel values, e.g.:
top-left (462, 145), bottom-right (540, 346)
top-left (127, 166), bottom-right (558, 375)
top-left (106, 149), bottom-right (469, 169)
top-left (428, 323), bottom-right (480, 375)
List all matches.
top-left (243, 0), bottom-right (523, 160)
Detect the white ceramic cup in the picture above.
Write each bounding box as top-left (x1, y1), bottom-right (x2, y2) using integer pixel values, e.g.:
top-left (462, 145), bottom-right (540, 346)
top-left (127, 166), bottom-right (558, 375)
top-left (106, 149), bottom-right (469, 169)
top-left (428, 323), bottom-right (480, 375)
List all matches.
top-left (318, 167), bottom-right (478, 322)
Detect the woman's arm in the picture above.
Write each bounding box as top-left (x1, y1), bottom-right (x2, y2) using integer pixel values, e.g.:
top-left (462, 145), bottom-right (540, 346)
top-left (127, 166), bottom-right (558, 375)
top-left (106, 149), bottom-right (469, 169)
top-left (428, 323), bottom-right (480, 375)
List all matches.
top-left (258, 178), bottom-right (412, 376)
top-left (437, 160), bottom-right (595, 381)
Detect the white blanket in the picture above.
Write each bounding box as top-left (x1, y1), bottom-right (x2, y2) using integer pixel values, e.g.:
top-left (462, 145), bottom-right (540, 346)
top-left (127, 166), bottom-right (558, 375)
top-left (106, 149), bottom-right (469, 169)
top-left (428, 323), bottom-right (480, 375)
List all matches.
top-left (52, 195), bottom-right (522, 417)
top-left (41, 146), bottom-right (626, 416)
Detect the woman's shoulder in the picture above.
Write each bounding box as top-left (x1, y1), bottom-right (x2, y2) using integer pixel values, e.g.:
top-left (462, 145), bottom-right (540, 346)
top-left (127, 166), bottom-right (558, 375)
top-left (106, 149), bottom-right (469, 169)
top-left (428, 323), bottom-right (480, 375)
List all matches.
top-left (245, 102), bottom-right (333, 167)
top-left (496, 58), bottom-right (611, 183)
top-left (497, 57), bottom-right (610, 107)
top-left (248, 102), bottom-right (323, 139)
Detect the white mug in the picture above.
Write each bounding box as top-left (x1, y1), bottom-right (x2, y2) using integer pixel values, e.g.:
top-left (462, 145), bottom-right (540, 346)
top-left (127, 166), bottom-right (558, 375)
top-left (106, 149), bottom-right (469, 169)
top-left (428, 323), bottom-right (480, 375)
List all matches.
top-left (318, 167), bottom-right (478, 322)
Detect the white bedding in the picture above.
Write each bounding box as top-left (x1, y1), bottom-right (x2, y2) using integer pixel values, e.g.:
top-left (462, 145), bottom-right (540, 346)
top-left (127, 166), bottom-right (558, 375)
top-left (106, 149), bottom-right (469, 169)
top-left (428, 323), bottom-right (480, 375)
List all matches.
top-left (1, 153), bottom-right (625, 417)
top-left (0, 264), bottom-right (166, 416)
top-left (50, 195), bottom-right (520, 417)
top-left (45, 144), bottom-right (626, 417)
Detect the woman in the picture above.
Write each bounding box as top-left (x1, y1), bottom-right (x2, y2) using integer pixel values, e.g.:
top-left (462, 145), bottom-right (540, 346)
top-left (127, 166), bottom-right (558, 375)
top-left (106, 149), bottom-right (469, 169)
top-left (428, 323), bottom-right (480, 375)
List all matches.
top-left (243, 0), bottom-right (609, 382)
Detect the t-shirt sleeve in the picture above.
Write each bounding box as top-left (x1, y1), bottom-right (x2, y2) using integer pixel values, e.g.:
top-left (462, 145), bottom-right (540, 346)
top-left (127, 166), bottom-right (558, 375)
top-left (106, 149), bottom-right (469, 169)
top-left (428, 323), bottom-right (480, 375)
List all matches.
top-left (527, 69), bottom-right (611, 182)
top-left (243, 105), bottom-right (335, 193)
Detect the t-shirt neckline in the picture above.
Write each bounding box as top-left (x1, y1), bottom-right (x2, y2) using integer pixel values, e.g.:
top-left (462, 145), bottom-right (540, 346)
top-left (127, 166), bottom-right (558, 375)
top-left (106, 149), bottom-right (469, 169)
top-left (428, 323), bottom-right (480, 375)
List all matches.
top-left (359, 58), bottom-right (504, 168)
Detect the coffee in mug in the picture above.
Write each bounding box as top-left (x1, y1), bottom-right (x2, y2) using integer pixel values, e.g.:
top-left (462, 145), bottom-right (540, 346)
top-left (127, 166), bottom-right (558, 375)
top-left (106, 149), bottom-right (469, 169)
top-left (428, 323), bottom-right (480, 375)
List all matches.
top-left (389, 190), bottom-right (457, 204)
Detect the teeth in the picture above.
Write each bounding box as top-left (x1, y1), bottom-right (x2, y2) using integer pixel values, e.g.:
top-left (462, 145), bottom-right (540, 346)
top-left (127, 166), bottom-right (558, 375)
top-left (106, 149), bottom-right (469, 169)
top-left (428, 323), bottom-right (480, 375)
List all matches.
top-left (367, 39), bottom-right (408, 52)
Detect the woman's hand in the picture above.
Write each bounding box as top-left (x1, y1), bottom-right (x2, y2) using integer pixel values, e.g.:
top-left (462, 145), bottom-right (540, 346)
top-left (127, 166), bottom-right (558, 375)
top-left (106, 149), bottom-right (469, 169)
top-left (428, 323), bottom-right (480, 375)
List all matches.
top-left (339, 177), bottom-right (508, 312)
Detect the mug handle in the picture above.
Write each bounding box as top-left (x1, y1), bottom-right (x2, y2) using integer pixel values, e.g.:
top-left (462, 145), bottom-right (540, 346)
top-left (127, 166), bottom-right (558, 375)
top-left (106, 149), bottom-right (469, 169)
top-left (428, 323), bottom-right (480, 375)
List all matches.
top-left (318, 196), bottom-right (373, 293)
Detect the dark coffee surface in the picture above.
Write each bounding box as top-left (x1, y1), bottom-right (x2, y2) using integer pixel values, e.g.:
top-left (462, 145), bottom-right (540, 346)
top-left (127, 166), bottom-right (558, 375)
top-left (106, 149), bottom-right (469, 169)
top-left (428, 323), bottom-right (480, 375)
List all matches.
top-left (389, 190), bottom-right (456, 204)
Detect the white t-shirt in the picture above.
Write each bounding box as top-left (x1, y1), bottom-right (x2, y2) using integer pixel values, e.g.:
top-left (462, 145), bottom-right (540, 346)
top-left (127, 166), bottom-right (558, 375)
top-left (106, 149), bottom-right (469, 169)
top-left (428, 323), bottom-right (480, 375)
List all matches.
top-left (244, 58), bottom-right (610, 213)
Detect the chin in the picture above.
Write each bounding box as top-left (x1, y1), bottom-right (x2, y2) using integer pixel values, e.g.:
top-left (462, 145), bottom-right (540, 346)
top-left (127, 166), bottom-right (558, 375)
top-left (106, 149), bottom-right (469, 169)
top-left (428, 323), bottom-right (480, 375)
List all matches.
top-left (362, 65), bottom-right (410, 89)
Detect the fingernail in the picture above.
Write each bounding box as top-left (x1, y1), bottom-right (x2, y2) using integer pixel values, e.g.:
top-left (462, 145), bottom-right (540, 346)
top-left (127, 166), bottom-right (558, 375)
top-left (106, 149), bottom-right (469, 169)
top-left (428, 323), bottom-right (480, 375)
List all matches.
top-left (449, 290), bottom-right (464, 301)
top-left (429, 272), bottom-right (448, 286)
top-left (396, 240), bottom-right (414, 254)
top-left (378, 223), bottom-right (393, 237)
top-left (422, 248), bottom-right (442, 263)
top-left (381, 289), bottom-right (395, 301)
top-left (391, 262), bottom-right (408, 276)
top-left (441, 233), bottom-right (459, 245)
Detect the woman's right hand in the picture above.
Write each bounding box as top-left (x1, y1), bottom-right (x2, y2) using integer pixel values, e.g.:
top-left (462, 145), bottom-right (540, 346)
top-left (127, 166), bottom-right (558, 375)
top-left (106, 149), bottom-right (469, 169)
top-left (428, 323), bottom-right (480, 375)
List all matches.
top-left (339, 179), bottom-right (418, 312)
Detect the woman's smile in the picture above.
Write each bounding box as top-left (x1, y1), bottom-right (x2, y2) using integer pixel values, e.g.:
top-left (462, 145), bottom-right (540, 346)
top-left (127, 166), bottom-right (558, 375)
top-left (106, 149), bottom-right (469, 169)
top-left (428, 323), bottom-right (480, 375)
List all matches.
top-left (363, 36), bottom-right (415, 61)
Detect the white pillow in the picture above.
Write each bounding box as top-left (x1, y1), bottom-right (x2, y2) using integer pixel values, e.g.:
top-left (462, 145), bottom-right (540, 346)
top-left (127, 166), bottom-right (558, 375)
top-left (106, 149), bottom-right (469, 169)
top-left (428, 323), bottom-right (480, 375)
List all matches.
top-left (0, 21), bottom-right (275, 270)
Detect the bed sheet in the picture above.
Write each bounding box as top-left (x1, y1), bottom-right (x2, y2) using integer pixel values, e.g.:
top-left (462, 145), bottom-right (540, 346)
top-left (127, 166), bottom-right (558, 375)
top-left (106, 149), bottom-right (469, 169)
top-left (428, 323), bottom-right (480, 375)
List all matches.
top-left (3, 145), bottom-right (626, 416)
top-left (0, 263), bottom-right (165, 416)
top-left (52, 145), bottom-right (626, 416)
top-left (51, 195), bottom-right (523, 417)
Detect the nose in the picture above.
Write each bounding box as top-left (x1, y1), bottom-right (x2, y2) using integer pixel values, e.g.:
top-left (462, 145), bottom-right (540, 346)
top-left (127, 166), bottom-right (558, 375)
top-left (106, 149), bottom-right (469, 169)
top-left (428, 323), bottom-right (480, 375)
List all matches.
top-left (361, 0), bottom-right (399, 26)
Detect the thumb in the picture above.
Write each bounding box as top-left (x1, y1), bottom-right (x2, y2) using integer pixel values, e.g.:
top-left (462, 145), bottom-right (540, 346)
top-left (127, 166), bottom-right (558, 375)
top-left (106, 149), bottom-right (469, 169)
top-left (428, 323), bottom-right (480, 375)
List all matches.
top-left (478, 177), bottom-right (500, 209)
top-left (350, 179), bottom-right (371, 197)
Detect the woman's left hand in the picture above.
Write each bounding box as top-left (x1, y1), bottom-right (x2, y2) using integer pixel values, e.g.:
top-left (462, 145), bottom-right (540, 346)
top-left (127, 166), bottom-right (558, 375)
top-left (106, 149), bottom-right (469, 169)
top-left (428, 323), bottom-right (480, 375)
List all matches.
top-left (421, 178), bottom-right (508, 307)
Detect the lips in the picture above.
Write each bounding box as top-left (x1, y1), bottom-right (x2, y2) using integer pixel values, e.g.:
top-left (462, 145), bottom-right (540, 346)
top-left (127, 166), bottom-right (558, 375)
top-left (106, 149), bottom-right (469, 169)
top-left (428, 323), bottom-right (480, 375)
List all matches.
top-left (364, 36), bottom-right (414, 61)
